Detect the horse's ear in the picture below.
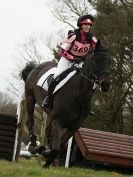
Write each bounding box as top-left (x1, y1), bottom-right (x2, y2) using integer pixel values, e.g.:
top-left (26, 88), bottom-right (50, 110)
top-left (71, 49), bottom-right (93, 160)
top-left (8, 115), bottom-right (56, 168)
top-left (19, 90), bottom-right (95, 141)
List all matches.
top-left (94, 39), bottom-right (106, 52)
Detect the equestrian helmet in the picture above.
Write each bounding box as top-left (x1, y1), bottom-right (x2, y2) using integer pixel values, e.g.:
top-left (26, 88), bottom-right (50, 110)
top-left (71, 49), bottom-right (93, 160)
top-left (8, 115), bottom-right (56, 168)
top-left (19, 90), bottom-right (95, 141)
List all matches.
top-left (77, 15), bottom-right (94, 27)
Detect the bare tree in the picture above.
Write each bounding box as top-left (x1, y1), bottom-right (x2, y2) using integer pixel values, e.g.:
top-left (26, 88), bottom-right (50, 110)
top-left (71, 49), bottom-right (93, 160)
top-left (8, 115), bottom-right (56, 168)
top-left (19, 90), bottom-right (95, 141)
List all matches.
top-left (8, 34), bottom-right (56, 98)
top-left (0, 91), bottom-right (17, 115)
top-left (46, 0), bottom-right (95, 28)
top-left (9, 0), bottom-right (92, 98)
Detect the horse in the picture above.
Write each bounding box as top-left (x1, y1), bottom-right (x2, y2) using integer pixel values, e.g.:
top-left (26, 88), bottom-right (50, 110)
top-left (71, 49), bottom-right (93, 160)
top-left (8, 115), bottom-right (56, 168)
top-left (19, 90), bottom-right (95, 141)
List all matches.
top-left (20, 39), bottom-right (111, 167)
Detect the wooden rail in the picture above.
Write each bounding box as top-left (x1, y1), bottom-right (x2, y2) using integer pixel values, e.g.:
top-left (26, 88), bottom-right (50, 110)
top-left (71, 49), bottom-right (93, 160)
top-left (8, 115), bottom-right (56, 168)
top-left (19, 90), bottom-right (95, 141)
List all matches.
top-left (75, 128), bottom-right (133, 167)
top-left (0, 113), bottom-right (17, 161)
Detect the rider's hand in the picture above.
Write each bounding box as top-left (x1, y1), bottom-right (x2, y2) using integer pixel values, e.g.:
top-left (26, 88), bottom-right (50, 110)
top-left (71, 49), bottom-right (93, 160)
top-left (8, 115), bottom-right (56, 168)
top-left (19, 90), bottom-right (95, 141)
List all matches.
top-left (73, 57), bottom-right (82, 64)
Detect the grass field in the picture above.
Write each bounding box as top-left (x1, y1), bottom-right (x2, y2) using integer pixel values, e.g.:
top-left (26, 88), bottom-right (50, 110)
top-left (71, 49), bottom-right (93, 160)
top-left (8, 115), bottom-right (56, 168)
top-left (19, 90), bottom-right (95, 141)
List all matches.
top-left (0, 158), bottom-right (133, 177)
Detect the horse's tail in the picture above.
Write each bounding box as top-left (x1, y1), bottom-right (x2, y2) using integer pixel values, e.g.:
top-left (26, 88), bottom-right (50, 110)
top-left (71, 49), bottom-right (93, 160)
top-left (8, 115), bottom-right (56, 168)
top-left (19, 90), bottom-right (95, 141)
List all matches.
top-left (19, 61), bottom-right (37, 82)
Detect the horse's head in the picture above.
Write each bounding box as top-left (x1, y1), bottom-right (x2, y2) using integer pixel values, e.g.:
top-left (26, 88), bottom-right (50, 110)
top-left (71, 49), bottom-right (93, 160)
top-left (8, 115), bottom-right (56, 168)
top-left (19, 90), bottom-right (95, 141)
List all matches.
top-left (92, 39), bottom-right (111, 92)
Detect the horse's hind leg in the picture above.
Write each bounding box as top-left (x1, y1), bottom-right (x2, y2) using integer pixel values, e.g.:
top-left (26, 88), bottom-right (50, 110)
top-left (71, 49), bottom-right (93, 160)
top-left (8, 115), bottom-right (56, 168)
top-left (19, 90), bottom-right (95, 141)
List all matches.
top-left (25, 94), bottom-right (36, 147)
top-left (25, 94), bottom-right (35, 130)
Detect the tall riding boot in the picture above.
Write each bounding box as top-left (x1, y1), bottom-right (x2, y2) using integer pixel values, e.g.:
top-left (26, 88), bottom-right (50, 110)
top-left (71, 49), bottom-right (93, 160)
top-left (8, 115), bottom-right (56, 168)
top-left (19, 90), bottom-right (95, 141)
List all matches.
top-left (42, 79), bottom-right (57, 108)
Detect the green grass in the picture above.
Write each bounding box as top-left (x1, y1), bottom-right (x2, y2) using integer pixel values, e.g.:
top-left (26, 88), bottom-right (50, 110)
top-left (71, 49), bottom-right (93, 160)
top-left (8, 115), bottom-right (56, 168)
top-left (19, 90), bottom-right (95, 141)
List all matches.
top-left (0, 158), bottom-right (133, 177)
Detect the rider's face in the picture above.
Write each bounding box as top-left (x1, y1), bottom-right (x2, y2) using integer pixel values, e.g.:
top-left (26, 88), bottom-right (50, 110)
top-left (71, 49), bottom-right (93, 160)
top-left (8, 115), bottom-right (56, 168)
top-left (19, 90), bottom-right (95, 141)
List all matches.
top-left (81, 23), bottom-right (92, 33)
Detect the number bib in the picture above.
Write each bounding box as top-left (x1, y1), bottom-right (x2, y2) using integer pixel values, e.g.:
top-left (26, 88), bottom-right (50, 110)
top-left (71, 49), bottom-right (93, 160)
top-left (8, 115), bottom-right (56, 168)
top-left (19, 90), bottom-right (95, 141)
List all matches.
top-left (70, 41), bottom-right (90, 56)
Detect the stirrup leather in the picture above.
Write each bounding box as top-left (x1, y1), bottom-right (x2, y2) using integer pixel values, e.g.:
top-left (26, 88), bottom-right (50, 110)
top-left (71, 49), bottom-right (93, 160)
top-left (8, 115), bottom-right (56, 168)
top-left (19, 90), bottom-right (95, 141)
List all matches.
top-left (42, 96), bottom-right (51, 107)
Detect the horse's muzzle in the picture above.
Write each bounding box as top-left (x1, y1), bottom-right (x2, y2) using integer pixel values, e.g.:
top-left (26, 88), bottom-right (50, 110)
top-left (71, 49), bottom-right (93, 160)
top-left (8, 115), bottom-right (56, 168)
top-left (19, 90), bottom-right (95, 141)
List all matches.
top-left (98, 70), bottom-right (110, 92)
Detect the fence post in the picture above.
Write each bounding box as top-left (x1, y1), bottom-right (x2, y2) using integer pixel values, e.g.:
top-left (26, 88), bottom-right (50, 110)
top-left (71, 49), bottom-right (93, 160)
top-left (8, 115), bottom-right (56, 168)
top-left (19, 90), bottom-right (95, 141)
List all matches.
top-left (65, 136), bottom-right (73, 168)
top-left (15, 98), bottom-right (27, 162)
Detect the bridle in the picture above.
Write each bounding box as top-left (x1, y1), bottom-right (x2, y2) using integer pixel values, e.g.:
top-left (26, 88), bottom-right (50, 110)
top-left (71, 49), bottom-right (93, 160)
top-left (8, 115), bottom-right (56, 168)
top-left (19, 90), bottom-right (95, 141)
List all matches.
top-left (77, 61), bottom-right (110, 90)
top-left (80, 69), bottom-right (110, 89)
top-left (76, 51), bottom-right (110, 88)
top-left (80, 71), bottom-right (97, 84)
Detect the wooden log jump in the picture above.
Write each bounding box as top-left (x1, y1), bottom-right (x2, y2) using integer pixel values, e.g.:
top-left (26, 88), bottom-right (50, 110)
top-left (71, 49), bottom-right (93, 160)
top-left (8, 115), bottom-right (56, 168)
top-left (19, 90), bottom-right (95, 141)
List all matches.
top-left (75, 128), bottom-right (133, 167)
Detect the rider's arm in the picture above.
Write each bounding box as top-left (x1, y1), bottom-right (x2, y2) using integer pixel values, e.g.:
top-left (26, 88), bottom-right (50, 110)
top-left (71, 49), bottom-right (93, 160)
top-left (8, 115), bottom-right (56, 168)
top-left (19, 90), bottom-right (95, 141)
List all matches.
top-left (58, 48), bottom-right (74, 60)
top-left (58, 32), bottom-right (76, 61)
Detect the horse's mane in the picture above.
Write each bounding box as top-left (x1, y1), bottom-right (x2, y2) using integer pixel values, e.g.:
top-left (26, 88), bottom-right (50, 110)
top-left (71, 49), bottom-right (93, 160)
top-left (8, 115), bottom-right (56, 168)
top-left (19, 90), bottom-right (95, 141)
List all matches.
top-left (19, 61), bottom-right (37, 82)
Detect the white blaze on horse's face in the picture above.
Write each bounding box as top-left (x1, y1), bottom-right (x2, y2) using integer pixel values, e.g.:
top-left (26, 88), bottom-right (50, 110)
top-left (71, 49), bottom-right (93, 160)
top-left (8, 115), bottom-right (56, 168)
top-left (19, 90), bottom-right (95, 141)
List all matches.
top-left (81, 24), bottom-right (91, 33)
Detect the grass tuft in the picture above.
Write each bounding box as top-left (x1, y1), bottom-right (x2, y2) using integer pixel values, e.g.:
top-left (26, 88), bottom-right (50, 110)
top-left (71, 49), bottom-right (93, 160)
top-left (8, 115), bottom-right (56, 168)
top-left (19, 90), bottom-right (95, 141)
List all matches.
top-left (0, 158), bottom-right (133, 177)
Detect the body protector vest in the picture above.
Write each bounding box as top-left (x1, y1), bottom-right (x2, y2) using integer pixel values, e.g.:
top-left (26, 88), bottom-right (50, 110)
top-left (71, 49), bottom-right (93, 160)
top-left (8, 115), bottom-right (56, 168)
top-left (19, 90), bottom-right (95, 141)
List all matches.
top-left (59, 29), bottom-right (97, 60)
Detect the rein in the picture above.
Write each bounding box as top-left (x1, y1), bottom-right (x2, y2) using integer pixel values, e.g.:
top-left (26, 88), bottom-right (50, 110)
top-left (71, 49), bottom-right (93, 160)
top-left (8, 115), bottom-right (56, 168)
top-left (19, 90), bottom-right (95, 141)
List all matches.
top-left (75, 53), bottom-right (110, 88)
top-left (80, 70), bottom-right (99, 90)
top-left (79, 69), bottom-right (110, 89)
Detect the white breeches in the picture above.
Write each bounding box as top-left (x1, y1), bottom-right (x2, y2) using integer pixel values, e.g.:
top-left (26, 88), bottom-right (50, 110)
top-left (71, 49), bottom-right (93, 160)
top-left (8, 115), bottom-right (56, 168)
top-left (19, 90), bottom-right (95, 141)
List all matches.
top-left (54, 57), bottom-right (72, 79)
top-left (54, 57), bottom-right (84, 79)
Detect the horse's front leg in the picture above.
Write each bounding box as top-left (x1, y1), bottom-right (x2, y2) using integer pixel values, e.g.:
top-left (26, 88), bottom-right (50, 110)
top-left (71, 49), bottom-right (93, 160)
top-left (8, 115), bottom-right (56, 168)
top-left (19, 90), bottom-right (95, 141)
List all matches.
top-left (51, 119), bottom-right (62, 166)
top-left (43, 119), bottom-right (62, 168)
top-left (25, 95), bottom-right (37, 152)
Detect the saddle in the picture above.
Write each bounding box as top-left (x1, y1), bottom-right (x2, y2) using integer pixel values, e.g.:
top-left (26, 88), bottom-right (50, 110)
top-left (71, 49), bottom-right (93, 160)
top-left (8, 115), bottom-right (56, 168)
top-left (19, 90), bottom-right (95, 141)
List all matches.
top-left (47, 66), bottom-right (80, 88)
top-left (37, 64), bottom-right (82, 94)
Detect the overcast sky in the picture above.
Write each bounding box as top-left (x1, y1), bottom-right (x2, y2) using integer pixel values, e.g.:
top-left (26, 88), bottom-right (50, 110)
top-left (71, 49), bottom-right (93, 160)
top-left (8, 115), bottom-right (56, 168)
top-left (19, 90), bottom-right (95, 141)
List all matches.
top-left (0, 0), bottom-right (61, 93)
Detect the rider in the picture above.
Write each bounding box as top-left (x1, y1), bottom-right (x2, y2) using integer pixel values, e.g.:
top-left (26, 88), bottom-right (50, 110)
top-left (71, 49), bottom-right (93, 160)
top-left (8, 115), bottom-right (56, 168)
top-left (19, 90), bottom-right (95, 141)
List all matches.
top-left (42, 14), bottom-right (97, 108)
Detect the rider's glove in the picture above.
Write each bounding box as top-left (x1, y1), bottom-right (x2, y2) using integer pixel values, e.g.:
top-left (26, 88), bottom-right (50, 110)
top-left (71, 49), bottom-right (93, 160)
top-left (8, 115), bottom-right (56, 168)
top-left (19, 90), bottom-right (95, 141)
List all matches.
top-left (73, 57), bottom-right (82, 64)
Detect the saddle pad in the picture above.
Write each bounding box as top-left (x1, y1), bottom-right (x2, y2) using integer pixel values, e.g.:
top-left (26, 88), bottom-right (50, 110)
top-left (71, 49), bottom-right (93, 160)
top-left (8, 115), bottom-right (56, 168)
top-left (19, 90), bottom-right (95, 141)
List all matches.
top-left (53, 70), bottom-right (76, 94)
top-left (37, 67), bottom-right (77, 94)
top-left (37, 67), bottom-right (56, 91)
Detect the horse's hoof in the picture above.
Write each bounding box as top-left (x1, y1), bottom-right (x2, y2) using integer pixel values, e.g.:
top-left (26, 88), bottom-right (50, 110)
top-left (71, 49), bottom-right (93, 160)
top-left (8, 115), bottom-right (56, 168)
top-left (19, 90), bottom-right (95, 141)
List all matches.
top-left (43, 161), bottom-right (50, 168)
top-left (35, 145), bottom-right (52, 159)
top-left (43, 164), bottom-right (49, 169)
top-left (41, 149), bottom-right (52, 159)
